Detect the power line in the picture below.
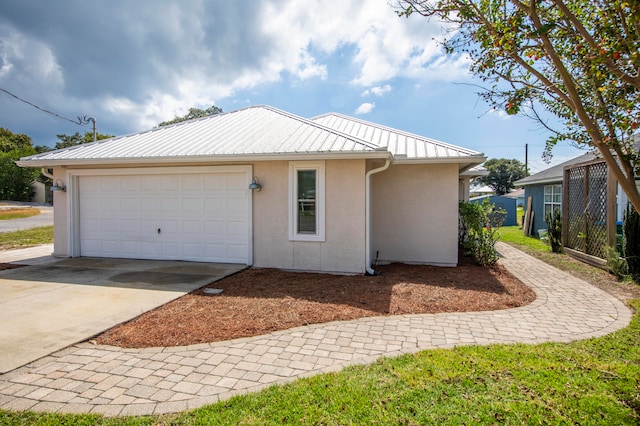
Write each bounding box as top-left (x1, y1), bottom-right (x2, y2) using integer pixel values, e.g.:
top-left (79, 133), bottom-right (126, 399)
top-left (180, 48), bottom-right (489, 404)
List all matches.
top-left (0, 86), bottom-right (84, 126)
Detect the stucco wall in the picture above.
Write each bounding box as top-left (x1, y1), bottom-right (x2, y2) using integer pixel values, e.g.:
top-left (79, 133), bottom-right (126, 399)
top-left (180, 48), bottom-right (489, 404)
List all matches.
top-left (51, 167), bottom-right (69, 257)
top-left (371, 163), bottom-right (459, 267)
top-left (252, 159), bottom-right (366, 273)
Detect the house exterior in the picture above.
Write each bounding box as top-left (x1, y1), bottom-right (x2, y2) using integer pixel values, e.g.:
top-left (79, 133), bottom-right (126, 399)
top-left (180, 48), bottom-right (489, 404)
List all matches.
top-left (17, 105), bottom-right (485, 274)
top-left (469, 195), bottom-right (517, 226)
top-left (514, 152), bottom-right (596, 236)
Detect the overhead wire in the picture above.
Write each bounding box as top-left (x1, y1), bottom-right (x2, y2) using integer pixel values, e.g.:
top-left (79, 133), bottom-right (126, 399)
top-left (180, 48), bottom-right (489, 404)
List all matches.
top-left (0, 86), bottom-right (84, 126)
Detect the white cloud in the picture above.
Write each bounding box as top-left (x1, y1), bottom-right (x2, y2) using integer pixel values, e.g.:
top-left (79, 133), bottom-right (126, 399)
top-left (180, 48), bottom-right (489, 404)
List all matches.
top-left (362, 84), bottom-right (392, 97)
top-left (355, 102), bottom-right (375, 115)
top-left (486, 108), bottom-right (512, 120)
top-left (0, 0), bottom-right (475, 145)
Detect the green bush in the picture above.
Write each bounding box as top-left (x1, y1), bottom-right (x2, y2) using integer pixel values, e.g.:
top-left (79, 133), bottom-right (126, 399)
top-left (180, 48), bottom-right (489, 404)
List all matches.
top-left (605, 245), bottom-right (629, 278)
top-left (623, 205), bottom-right (640, 280)
top-left (459, 199), bottom-right (503, 266)
top-left (545, 209), bottom-right (563, 253)
top-left (0, 148), bottom-right (39, 201)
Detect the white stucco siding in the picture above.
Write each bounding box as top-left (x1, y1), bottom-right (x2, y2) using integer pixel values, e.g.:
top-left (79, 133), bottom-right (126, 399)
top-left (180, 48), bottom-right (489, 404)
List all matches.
top-left (371, 163), bottom-right (459, 267)
top-left (252, 159), bottom-right (366, 273)
top-left (52, 167), bottom-right (69, 257)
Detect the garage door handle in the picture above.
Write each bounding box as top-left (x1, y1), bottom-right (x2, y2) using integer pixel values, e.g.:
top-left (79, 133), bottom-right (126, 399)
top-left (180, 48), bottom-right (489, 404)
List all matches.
top-left (157, 228), bottom-right (161, 234)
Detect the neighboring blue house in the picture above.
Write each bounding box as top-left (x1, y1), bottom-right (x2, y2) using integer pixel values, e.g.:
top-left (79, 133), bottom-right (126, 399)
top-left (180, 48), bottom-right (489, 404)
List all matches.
top-left (514, 152), bottom-right (595, 236)
top-left (469, 194), bottom-right (518, 226)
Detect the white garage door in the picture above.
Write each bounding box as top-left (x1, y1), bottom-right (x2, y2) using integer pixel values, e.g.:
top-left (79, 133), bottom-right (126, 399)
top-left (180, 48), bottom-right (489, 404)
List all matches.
top-left (78, 170), bottom-right (250, 263)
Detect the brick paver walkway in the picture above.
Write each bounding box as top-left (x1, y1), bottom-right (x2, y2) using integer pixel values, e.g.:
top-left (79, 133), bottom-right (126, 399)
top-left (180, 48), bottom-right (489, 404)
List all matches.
top-left (0, 242), bottom-right (632, 417)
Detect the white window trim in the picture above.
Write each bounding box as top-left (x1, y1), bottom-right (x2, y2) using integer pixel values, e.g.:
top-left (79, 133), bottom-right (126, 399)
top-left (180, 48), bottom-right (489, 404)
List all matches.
top-left (543, 184), bottom-right (562, 216)
top-left (289, 161), bottom-right (325, 242)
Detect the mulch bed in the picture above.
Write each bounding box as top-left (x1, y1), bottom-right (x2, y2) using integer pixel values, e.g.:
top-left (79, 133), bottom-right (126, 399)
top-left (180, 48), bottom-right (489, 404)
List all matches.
top-left (95, 261), bottom-right (536, 348)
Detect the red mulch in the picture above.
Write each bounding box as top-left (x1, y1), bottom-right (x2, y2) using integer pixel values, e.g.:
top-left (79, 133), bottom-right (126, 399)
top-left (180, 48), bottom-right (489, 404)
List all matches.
top-left (95, 261), bottom-right (535, 348)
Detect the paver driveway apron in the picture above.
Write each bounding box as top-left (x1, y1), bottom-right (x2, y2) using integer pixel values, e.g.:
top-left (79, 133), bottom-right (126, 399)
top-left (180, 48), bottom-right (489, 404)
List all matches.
top-left (0, 242), bottom-right (632, 417)
top-left (0, 257), bottom-right (245, 373)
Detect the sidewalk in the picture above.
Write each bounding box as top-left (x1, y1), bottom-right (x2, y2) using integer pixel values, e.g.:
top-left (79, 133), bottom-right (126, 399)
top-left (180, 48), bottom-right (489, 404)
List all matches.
top-left (0, 242), bottom-right (632, 417)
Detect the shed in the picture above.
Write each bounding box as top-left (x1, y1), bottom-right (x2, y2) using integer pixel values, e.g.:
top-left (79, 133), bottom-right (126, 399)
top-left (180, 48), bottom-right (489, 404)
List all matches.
top-left (469, 195), bottom-right (517, 226)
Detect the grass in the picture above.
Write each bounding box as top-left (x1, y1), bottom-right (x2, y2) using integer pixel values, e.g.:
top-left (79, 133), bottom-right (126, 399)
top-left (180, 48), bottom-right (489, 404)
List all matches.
top-left (498, 225), bottom-right (551, 254)
top-left (1, 300), bottom-right (638, 425)
top-left (0, 226), bottom-right (54, 251)
top-left (0, 208), bottom-right (40, 221)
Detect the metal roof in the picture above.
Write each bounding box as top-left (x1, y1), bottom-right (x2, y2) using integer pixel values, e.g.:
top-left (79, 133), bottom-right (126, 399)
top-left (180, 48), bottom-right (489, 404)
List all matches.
top-left (311, 112), bottom-right (485, 164)
top-left (18, 105), bottom-right (485, 167)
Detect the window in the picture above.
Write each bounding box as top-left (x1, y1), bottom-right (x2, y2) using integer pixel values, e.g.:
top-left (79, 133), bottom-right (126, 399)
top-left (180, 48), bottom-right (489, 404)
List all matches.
top-left (544, 184), bottom-right (562, 216)
top-left (289, 161), bottom-right (325, 241)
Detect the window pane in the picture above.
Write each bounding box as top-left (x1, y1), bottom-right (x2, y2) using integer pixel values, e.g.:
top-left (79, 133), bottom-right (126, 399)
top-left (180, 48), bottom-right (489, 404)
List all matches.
top-left (298, 201), bottom-right (316, 233)
top-left (297, 170), bottom-right (316, 234)
top-left (298, 170), bottom-right (316, 200)
top-left (544, 185), bottom-right (551, 195)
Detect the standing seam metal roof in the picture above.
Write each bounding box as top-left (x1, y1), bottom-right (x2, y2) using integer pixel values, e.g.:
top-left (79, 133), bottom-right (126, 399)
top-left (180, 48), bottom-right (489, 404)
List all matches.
top-left (19, 105), bottom-right (485, 165)
top-left (311, 112), bottom-right (484, 161)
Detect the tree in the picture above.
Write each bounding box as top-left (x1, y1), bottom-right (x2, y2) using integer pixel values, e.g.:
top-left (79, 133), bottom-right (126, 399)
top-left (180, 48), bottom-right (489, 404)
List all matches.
top-left (478, 158), bottom-right (526, 194)
top-left (54, 131), bottom-right (114, 150)
top-left (158, 105), bottom-right (223, 126)
top-left (397, 0), bottom-right (640, 211)
top-left (0, 127), bottom-right (32, 152)
top-left (0, 128), bottom-right (38, 201)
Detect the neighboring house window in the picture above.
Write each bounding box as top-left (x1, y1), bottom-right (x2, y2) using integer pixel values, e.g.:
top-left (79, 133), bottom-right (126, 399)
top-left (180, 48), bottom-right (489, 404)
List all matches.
top-left (544, 184), bottom-right (562, 216)
top-left (289, 161), bottom-right (325, 241)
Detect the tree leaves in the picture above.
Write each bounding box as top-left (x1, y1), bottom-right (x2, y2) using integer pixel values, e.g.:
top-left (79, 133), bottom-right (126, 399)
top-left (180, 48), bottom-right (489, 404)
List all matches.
top-left (397, 0), bottom-right (640, 210)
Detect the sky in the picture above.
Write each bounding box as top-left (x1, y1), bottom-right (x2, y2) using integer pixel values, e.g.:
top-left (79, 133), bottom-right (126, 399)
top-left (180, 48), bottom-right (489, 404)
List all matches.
top-left (0, 0), bottom-right (588, 175)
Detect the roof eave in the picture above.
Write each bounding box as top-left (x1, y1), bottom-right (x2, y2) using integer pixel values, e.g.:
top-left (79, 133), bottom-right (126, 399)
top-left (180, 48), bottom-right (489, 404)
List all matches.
top-left (16, 151), bottom-right (393, 168)
top-left (514, 176), bottom-right (562, 186)
top-left (392, 155), bottom-right (486, 169)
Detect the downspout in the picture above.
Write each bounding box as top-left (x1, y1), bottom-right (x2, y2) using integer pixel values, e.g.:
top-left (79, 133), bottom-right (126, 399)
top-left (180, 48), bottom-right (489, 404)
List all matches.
top-left (41, 168), bottom-right (54, 180)
top-left (365, 158), bottom-right (390, 275)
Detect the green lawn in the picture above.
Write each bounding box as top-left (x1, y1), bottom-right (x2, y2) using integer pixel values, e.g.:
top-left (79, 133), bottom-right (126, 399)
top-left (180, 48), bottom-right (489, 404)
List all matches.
top-left (0, 226), bottom-right (54, 251)
top-left (498, 225), bottom-right (551, 253)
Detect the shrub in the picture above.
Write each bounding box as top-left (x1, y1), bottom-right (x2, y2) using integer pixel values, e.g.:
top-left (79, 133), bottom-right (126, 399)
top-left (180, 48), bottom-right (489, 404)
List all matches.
top-left (605, 245), bottom-right (629, 278)
top-left (459, 199), bottom-right (503, 266)
top-left (623, 205), bottom-right (640, 280)
top-left (545, 209), bottom-right (563, 253)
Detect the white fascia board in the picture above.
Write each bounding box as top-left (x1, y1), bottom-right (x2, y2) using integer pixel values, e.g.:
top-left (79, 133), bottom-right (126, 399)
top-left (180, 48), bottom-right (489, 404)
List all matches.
top-left (515, 176), bottom-right (563, 186)
top-left (16, 151), bottom-right (392, 168)
top-left (392, 155), bottom-right (486, 166)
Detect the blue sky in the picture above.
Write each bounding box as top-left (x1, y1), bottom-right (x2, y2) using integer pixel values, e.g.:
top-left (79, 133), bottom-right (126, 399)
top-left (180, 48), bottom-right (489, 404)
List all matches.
top-left (0, 0), bottom-right (587, 174)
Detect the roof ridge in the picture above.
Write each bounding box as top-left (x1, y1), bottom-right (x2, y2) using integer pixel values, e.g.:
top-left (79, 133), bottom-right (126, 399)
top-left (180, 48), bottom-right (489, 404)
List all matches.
top-left (260, 106), bottom-right (382, 151)
top-left (311, 112), bottom-right (483, 156)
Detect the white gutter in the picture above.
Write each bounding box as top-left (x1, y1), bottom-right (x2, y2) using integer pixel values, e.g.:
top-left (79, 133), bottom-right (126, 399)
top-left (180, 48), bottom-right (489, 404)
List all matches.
top-left (16, 151), bottom-right (392, 168)
top-left (365, 159), bottom-right (391, 275)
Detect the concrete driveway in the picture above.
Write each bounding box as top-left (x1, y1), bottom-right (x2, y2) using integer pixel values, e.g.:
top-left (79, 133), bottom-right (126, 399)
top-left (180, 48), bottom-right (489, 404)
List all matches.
top-left (0, 257), bottom-right (245, 373)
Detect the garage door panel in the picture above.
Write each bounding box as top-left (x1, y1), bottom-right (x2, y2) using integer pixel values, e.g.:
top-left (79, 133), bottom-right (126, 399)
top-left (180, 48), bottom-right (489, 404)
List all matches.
top-left (101, 219), bottom-right (119, 232)
top-left (140, 198), bottom-right (161, 216)
top-left (160, 175), bottom-right (180, 191)
top-left (79, 171), bottom-right (249, 263)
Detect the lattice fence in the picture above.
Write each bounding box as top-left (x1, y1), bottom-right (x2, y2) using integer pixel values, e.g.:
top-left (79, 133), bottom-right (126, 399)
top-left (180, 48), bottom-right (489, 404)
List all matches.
top-left (564, 161), bottom-right (609, 258)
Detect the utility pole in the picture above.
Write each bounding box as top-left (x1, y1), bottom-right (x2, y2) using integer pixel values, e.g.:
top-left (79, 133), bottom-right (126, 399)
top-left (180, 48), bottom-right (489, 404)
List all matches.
top-left (79, 115), bottom-right (97, 141)
top-left (525, 143), bottom-right (529, 176)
